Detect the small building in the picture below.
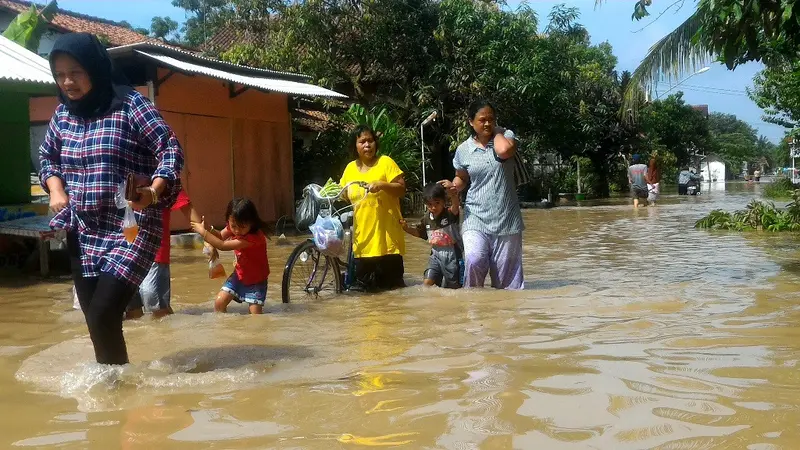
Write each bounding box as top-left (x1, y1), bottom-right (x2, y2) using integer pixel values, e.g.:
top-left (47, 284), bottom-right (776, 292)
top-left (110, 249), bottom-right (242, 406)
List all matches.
top-left (701, 155), bottom-right (726, 182)
top-left (29, 43), bottom-right (347, 229)
top-left (0, 34), bottom-right (54, 206)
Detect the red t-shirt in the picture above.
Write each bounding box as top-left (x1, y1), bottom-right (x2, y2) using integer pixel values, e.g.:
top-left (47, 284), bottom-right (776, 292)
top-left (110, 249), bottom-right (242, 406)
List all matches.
top-left (226, 225), bottom-right (269, 285)
top-left (154, 190), bottom-right (191, 264)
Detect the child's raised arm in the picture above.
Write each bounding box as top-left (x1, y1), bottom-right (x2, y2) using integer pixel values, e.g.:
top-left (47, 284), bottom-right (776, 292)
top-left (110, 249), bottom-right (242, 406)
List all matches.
top-left (440, 180), bottom-right (461, 216)
top-left (191, 218), bottom-right (252, 251)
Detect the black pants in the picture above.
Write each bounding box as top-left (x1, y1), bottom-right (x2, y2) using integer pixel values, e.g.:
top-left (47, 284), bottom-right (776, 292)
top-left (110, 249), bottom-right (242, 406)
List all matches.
top-left (678, 184), bottom-right (688, 195)
top-left (354, 254), bottom-right (405, 291)
top-left (68, 233), bottom-right (135, 365)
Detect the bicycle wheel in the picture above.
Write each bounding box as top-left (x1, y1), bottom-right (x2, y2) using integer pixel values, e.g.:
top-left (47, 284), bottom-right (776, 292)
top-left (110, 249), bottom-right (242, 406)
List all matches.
top-left (281, 239), bottom-right (342, 303)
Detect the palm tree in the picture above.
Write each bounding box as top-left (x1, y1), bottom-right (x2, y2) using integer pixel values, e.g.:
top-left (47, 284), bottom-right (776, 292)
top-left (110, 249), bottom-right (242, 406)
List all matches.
top-left (594, 1), bottom-right (712, 120)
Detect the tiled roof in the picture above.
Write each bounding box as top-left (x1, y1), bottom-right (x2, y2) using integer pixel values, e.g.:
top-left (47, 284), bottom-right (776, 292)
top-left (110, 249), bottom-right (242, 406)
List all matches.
top-left (0, 0), bottom-right (152, 47)
top-left (202, 24), bottom-right (244, 54)
top-left (293, 109), bottom-right (334, 133)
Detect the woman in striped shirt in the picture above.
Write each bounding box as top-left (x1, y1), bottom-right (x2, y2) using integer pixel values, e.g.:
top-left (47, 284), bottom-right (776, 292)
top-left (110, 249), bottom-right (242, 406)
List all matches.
top-left (441, 100), bottom-right (525, 290)
top-left (39, 33), bottom-right (184, 365)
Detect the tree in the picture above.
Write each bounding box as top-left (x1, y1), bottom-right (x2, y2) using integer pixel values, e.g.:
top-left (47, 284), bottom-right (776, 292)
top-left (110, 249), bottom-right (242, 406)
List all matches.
top-left (749, 61), bottom-right (800, 129)
top-left (150, 16), bottom-right (180, 41)
top-left (596, 0), bottom-right (800, 118)
top-left (2, 0), bottom-right (57, 52)
top-left (707, 112), bottom-right (759, 171)
top-left (171, 0), bottom-right (232, 47)
top-left (639, 92), bottom-right (711, 168)
top-left (219, 0), bottom-right (643, 198)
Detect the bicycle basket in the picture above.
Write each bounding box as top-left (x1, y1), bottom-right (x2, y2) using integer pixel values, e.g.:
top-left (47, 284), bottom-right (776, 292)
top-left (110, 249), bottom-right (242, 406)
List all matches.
top-left (309, 213), bottom-right (345, 257)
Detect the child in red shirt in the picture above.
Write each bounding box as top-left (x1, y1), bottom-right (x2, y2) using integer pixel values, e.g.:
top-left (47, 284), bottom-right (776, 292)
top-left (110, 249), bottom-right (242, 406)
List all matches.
top-left (191, 198), bottom-right (269, 314)
top-left (126, 190), bottom-right (201, 319)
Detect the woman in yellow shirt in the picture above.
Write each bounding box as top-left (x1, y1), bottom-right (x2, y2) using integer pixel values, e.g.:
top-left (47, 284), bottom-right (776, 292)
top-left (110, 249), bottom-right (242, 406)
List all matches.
top-left (340, 125), bottom-right (406, 291)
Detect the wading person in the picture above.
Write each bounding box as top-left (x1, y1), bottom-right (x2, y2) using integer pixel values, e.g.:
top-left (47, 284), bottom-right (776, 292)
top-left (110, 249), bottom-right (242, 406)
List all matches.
top-left (39, 33), bottom-right (184, 365)
top-left (442, 99), bottom-right (524, 290)
top-left (339, 125), bottom-right (407, 292)
top-left (645, 157), bottom-right (661, 207)
top-left (628, 154), bottom-right (649, 208)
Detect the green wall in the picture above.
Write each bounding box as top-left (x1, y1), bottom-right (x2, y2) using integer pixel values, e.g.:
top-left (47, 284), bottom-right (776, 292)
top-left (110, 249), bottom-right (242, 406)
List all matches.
top-left (0, 92), bottom-right (32, 205)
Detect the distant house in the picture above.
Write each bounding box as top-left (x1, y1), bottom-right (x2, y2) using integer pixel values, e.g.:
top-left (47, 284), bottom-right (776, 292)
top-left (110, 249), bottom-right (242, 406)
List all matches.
top-left (691, 104), bottom-right (709, 118)
top-left (701, 155), bottom-right (726, 182)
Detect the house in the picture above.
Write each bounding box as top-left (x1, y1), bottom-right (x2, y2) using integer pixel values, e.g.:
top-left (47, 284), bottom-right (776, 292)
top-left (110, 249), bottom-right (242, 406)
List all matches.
top-left (700, 155), bottom-right (726, 182)
top-left (28, 43), bottom-right (347, 230)
top-left (0, 34), bottom-right (54, 206)
top-left (0, 34), bottom-right (58, 273)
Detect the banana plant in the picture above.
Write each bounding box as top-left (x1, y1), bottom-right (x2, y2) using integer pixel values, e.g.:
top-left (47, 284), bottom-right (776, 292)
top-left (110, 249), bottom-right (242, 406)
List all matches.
top-left (3, 0), bottom-right (58, 52)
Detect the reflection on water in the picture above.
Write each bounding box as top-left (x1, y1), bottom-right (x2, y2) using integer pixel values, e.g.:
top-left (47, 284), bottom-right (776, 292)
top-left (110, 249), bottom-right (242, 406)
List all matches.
top-left (2, 182), bottom-right (800, 448)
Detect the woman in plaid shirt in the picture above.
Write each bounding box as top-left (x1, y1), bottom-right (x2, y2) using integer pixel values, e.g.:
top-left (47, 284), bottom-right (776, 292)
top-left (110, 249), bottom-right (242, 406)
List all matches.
top-left (38, 33), bottom-right (184, 365)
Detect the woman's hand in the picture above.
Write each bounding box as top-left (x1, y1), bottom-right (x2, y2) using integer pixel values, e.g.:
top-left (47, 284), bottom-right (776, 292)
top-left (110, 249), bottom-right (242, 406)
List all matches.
top-left (128, 187), bottom-right (155, 211)
top-left (49, 190), bottom-right (69, 213)
top-left (438, 179), bottom-right (456, 194)
top-left (400, 219), bottom-right (410, 231)
top-left (368, 181), bottom-right (387, 193)
top-left (190, 217), bottom-right (207, 237)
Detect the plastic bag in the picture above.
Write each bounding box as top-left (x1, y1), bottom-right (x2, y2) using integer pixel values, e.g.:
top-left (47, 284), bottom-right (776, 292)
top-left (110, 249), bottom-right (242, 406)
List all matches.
top-left (116, 179), bottom-right (139, 243)
top-left (309, 213), bottom-right (344, 256)
top-left (203, 243), bottom-right (226, 279)
top-left (295, 188), bottom-right (320, 231)
top-left (122, 206), bottom-right (139, 243)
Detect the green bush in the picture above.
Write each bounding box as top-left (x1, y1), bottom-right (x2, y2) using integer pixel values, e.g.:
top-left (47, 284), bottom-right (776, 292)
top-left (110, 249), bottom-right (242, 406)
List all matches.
top-left (696, 190), bottom-right (800, 232)
top-left (763, 177), bottom-right (797, 199)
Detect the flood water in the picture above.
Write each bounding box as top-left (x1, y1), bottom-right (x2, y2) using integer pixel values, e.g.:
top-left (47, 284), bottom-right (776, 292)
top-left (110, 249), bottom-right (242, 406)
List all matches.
top-left (2, 182), bottom-right (800, 449)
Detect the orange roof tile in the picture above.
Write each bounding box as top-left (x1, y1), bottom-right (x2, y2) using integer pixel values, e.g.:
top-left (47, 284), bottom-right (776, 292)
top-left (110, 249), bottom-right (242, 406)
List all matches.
top-left (0, 0), bottom-right (154, 47)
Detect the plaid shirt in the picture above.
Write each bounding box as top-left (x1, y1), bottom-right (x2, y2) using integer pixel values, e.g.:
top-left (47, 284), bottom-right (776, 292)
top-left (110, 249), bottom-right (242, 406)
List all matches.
top-left (39, 91), bottom-right (184, 286)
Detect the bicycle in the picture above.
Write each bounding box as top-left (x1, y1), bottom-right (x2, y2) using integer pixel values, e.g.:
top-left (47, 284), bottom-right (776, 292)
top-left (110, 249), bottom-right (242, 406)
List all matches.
top-left (281, 181), bottom-right (368, 303)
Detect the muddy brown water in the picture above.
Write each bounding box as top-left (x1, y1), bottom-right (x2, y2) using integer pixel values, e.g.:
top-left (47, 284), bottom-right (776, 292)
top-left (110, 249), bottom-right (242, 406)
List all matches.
top-left (2, 182), bottom-right (799, 449)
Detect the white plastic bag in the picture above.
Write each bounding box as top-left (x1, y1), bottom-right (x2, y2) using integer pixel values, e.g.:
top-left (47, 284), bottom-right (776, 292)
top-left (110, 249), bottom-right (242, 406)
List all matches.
top-left (309, 213), bottom-right (344, 256)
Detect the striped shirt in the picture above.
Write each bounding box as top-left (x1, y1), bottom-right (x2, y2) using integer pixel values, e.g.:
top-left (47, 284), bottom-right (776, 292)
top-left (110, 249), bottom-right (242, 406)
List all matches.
top-left (39, 91), bottom-right (184, 286)
top-left (453, 130), bottom-right (524, 236)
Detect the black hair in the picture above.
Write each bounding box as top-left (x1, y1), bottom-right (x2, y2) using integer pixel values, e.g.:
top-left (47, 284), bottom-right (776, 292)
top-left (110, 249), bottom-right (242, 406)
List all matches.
top-left (422, 182), bottom-right (446, 203)
top-left (225, 198), bottom-right (266, 235)
top-left (349, 124), bottom-right (380, 159)
top-left (467, 98), bottom-right (496, 137)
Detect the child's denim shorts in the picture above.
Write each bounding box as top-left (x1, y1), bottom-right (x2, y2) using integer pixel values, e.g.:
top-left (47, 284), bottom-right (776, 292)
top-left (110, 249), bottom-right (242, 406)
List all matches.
top-left (222, 273), bottom-right (267, 306)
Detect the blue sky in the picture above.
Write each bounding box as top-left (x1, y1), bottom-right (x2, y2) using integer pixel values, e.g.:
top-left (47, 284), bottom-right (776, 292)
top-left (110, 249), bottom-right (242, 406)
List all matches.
top-left (57, 0), bottom-right (786, 142)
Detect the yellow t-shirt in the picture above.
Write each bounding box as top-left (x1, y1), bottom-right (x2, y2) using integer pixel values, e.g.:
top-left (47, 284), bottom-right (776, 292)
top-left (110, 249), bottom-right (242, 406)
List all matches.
top-left (340, 155), bottom-right (405, 258)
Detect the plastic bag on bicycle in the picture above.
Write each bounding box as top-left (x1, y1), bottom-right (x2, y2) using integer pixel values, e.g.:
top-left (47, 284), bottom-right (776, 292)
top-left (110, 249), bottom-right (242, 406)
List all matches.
top-left (295, 189), bottom-right (320, 231)
top-left (310, 213), bottom-right (345, 257)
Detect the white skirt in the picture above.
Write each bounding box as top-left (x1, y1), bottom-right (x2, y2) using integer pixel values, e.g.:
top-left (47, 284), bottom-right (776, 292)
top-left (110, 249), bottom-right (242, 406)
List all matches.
top-left (647, 183), bottom-right (660, 202)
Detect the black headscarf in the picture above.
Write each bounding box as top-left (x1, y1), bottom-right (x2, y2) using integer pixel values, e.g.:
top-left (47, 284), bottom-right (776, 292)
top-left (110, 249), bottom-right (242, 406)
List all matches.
top-left (49, 33), bottom-right (133, 119)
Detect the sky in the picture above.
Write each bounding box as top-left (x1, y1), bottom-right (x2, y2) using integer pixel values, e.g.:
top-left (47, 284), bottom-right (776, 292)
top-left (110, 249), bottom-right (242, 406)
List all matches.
top-left (56, 0), bottom-right (787, 143)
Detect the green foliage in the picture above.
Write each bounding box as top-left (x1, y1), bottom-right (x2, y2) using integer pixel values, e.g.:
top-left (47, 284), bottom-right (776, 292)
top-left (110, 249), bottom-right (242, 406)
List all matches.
top-left (696, 191), bottom-right (800, 232)
top-left (764, 177), bottom-right (798, 199)
top-left (707, 112), bottom-right (759, 170)
top-left (639, 92), bottom-right (711, 167)
top-left (150, 16), bottom-right (180, 40)
top-left (606, 0), bottom-right (800, 69)
top-left (2, 0), bottom-right (57, 52)
top-left (749, 60), bottom-right (800, 129)
top-left (695, 0), bottom-right (800, 69)
top-left (217, 0), bottom-right (637, 199)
